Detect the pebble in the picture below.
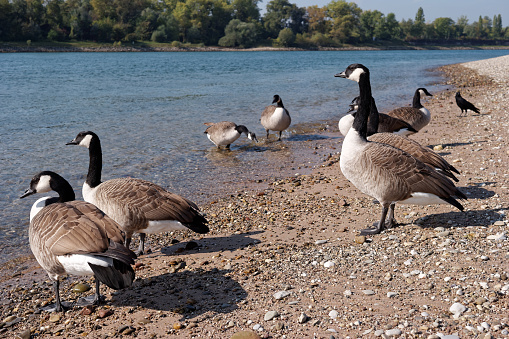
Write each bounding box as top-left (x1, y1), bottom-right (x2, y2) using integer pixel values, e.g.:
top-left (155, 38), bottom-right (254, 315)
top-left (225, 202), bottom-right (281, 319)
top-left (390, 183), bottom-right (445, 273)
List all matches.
top-left (273, 291), bottom-right (291, 300)
top-left (49, 314), bottom-right (61, 323)
top-left (374, 329), bottom-right (385, 336)
top-left (354, 235), bottom-right (366, 244)
top-left (385, 328), bottom-right (402, 336)
top-left (493, 220), bottom-right (505, 226)
top-left (329, 310), bottom-right (339, 319)
top-left (362, 290), bottom-right (375, 295)
top-left (315, 239), bottom-right (328, 245)
top-left (343, 290), bottom-right (352, 296)
top-left (298, 313), bottom-right (309, 323)
top-left (433, 144), bottom-right (443, 151)
top-left (442, 336), bottom-right (460, 339)
top-left (97, 309), bottom-right (113, 318)
top-left (487, 232), bottom-right (507, 241)
top-left (324, 261), bottom-right (335, 268)
top-left (264, 310), bottom-right (279, 321)
top-left (449, 303), bottom-right (466, 318)
top-left (72, 283), bottom-right (91, 293)
top-left (231, 331), bottom-right (262, 339)
top-left (16, 329), bottom-right (31, 339)
top-left (387, 292), bottom-right (397, 298)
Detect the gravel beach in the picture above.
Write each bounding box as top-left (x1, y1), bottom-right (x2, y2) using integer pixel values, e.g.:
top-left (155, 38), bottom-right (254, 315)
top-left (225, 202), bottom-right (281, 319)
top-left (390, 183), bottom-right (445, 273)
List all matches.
top-left (1, 54), bottom-right (508, 339)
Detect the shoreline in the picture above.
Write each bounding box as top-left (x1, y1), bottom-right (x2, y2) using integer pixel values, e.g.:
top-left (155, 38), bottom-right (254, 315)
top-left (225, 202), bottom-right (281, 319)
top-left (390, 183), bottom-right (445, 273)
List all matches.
top-left (1, 56), bottom-right (508, 338)
top-left (2, 44), bottom-right (509, 53)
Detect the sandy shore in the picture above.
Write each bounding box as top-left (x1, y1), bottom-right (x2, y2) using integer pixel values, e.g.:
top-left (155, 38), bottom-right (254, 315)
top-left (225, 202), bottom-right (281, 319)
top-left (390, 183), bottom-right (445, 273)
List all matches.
top-left (1, 55), bottom-right (508, 339)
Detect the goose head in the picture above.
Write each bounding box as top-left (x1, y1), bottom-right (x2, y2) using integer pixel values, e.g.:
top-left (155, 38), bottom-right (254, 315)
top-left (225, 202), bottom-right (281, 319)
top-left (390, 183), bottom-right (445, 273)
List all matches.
top-left (335, 64), bottom-right (370, 83)
top-left (272, 94), bottom-right (281, 104)
top-left (417, 88), bottom-right (433, 98)
top-left (20, 171), bottom-right (55, 198)
top-left (247, 132), bottom-right (258, 142)
top-left (66, 131), bottom-right (98, 149)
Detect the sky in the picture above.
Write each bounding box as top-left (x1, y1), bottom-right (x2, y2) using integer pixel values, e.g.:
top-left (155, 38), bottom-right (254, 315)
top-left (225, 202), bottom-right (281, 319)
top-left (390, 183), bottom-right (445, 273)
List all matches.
top-left (260, 0), bottom-right (509, 23)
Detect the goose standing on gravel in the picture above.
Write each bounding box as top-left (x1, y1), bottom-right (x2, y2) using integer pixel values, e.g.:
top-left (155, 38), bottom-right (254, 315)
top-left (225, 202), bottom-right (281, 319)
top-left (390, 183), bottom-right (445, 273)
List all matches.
top-left (20, 171), bottom-right (136, 312)
top-left (261, 94), bottom-right (291, 141)
top-left (455, 91), bottom-right (480, 116)
top-left (336, 64), bottom-right (466, 235)
top-left (386, 88), bottom-right (433, 131)
top-left (67, 131), bottom-right (209, 255)
top-left (204, 121), bottom-right (258, 149)
top-left (339, 96), bottom-right (417, 136)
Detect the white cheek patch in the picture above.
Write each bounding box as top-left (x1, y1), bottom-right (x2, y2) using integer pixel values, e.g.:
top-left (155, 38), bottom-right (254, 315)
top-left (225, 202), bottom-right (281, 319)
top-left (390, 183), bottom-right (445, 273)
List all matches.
top-left (349, 68), bottom-right (365, 83)
top-left (36, 175), bottom-right (52, 194)
top-left (79, 134), bottom-right (93, 148)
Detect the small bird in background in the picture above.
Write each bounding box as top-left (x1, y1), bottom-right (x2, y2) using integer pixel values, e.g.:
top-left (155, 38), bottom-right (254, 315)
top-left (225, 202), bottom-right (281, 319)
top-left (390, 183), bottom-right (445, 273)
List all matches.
top-left (455, 91), bottom-right (480, 116)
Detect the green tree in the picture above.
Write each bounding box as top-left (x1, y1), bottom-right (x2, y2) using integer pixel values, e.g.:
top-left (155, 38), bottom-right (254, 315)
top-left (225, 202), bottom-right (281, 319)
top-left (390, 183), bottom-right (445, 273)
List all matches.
top-left (306, 5), bottom-right (329, 35)
top-left (359, 9), bottom-right (383, 41)
top-left (232, 0), bottom-right (260, 22)
top-left (456, 15), bottom-right (468, 38)
top-left (276, 27), bottom-right (295, 46)
top-left (0, 0), bottom-right (14, 40)
top-left (326, 0), bottom-right (361, 43)
top-left (218, 18), bottom-right (259, 47)
top-left (433, 17), bottom-right (455, 39)
top-left (263, 0), bottom-right (307, 38)
top-left (492, 14), bottom-right (502, 38)
top-left (412, 7), bottom-right (425, 38)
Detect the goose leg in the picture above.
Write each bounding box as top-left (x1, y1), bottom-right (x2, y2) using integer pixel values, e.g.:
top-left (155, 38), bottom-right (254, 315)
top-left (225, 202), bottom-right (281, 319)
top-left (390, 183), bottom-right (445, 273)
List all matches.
top-left (278, 131), bottom-right (282, 141)
top-left (76, 279), bottom-right (104, 306)
top-left (360, 205), bottom-right (389, 235)
top-left (385, 203), bottom-right (397, 229)
top-left (266, 129), bottom-right (270, 139)
top-left (136, 233), bottom-right (146, 256)
top-left (226, 144), bottom-right (231, 149)
top-left (41, 280), bottom-right (71, 312)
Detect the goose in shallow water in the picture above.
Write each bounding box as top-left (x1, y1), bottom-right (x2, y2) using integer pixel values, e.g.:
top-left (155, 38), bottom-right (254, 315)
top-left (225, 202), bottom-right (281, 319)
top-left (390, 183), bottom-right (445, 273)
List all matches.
top-left (204, 121), bottom-right (258, 149)
top-left (385, 88), bottom-right (433, 131)
top-left (261, 94), bottom-right (291, 141)
top-left (339, 96), bottom-right (417, 137)
top-left (336, 64), bottom-right (466, 235)
top-left (455, 91), bottom-right (480, 116)
top-left (20, 171), bottom-right (136, 312)
top-left (67, 131), bottom-right (209, 255)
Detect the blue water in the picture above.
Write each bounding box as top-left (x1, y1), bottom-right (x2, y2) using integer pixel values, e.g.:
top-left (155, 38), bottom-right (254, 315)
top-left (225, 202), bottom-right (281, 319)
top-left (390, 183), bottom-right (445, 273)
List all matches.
top-left (1, 49), bottom-right (508, 262)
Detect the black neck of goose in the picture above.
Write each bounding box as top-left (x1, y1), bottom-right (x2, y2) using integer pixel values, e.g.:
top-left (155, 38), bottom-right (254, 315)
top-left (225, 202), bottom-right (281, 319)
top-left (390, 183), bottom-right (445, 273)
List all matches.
top-left (277, 99), bottom-right (284, 108)
top-left (55, 179), bottom-right (76, 203)
top-left (366, 97), bottom-right (379, 137)
top-left (86, 136), bottom-right (103, 188)
top-left (412, 90), bottom-right (423, 108)
top-left (352, 72), bottom-right (371, 140)
top-left (235, 125), bottom-right (249, 136)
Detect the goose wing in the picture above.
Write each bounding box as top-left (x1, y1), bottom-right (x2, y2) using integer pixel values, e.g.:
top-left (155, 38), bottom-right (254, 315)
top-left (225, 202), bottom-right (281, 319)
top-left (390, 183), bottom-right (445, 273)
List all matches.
top-left (204, 121), bottom-right (236, 133)
top-left (385, 107), bottom-right (420, 126)
top-left (261, 105), bottom-right (276, 119)
top-left (31, 202), bottom-right (114, 256)
top-left (377, 113), bottom-right (416, 134)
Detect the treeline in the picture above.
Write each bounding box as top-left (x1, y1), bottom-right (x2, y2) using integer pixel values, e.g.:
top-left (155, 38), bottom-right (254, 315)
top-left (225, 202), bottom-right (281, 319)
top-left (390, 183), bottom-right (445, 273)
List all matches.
top-left (0, 0), bottom-right (508, 48)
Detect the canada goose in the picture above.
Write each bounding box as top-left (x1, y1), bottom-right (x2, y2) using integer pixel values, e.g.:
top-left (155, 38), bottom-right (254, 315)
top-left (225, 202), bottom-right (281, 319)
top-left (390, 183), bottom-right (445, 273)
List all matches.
top-left (261, 94), bottom-right (291, 141)
top-left (455, 91), bottom-right (480, 116)
top-left (67, 131), bottom-right (209, 255)
top-left (385, 88), bottom-right (433, 131)
top-left (335, 64), bottom-right (466, 235)
top-left (204, 121), bottom-right (258, 149)
top-left (357, 96), bottom-right (460, 182)
top-left (339, 96), bottom-right (417, 137)
top-left (20, 171), bottom-right (136, 312)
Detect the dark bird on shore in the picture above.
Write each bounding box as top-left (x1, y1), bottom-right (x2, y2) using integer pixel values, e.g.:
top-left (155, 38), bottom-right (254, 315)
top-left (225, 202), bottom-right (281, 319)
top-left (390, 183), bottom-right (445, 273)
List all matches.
top-left (261, 94), bottom-right (291, 141)
top-left (455, 91), bottom-right (480, 116)
top-left (204, 121), bottom-right (258, 149)
top-left (21, 171), bottom-right (136, 312)
top-left (335, 64), bottom-right (466, 236)
top-left (67, 131), bottom-right (209, 256)
top-left (385, 88), bottom-right (433, 132)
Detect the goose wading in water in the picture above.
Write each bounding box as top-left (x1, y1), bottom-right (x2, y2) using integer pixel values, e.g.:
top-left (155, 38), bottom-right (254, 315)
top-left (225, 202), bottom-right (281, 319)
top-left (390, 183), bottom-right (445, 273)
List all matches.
top-left (261, 94), bottom-right (291, 141)
top-left (336, 64), bottom-right (466, 235)
top-left (204, 121), bottom-right (258, 149)
top-left (20, 171), bottom-right (136, 312)
top-left (67, 131), bottom-right (209, 255)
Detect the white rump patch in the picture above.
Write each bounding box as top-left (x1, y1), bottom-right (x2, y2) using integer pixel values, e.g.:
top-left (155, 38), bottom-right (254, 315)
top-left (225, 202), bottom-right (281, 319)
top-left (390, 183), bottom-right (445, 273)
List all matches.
top-left (400, 192), bottom-right (446, 206)
top-left (58, 254), bottom-right (113, 276)
top-left (144, 220), bottom-right (189, 234)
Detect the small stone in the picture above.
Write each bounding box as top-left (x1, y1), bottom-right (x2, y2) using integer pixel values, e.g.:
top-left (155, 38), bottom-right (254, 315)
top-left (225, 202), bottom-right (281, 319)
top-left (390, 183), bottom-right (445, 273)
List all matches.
top-left (355, 235), bottom-right (366, 244)
top-left (3, 315), bottom-right (17, 323)
top-left (493, 220), bottom-right (505, 226)
top-left (387, 292), bottom-right (397, 298)
top-left (17, 329), bottom-right (31, 339)
top-left (49, 314), bottom-right (61, 323)
top-left (273, 291), bottom-right (291, 300)
top-left (315, 240), bottom-right (328, 245)
top-left (264, 310), bottom-right (279, 321)
top-left (298, 313), bottom-right (309, 324)
top-left (475, 297), bottom-right (487, 305)
top-left (80, 305), bottom-right (94, 315)
top-left (72, 283), bottom-right (91, 293)
top-left (324, 261), bottom-right (335, 268)
top-left (374, 329), bottom-right (384, 336)
top-left (449, 303), bottom-right (466, 318)
top-left (97, 309), bottom-right (113, 319)
top-left (343, 290), bottom-right (352, 296)
top-left (329, 310), bottom-right (339, 319)
top-left (385, 328), bottom-right (402, 336)
top-left (433, 144), bottom-right (443, 151)
top-left (362, 290), bottom-right (375, 295)
top-left (173, 323), bottom-right (182, 330)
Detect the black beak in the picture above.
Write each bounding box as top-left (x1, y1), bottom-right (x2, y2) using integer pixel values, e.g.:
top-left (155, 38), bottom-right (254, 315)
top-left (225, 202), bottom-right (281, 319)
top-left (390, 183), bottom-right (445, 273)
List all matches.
top-left (20, 188), bottom-right (36, 199)
top-left (66, 139), bottom-right (78, 145)
top-left (335, 71), bottom-right (347, 78)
